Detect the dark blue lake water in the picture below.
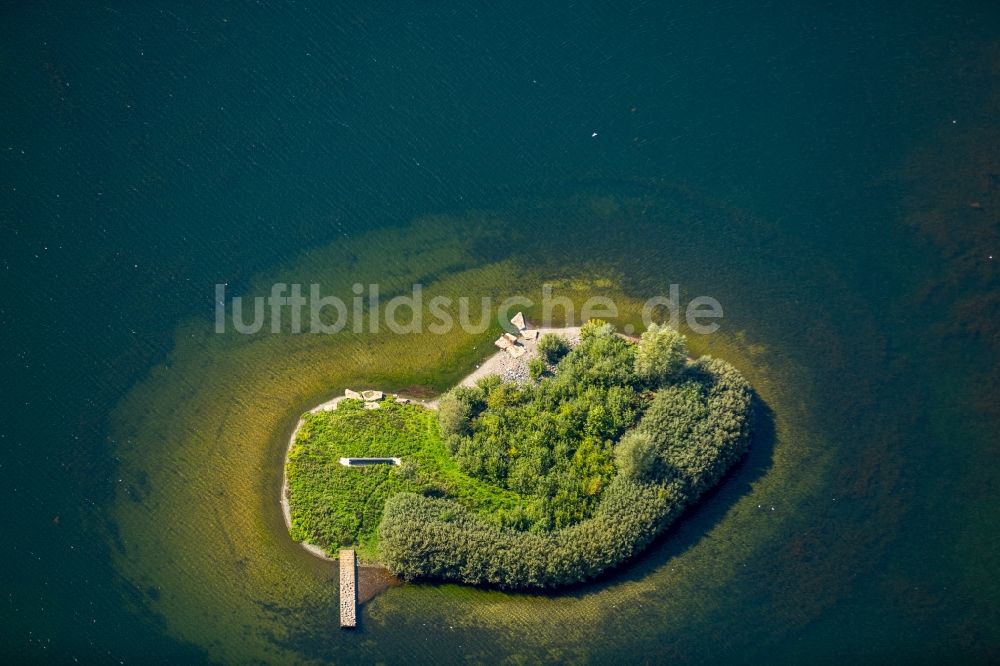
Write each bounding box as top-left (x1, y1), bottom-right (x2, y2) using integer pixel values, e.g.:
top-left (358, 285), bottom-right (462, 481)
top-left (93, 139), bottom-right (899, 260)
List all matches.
top-left (1, 2), bottom-right (997, 663)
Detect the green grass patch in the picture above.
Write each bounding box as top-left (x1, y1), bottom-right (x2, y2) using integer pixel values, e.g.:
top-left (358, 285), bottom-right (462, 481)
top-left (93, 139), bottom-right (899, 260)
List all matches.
top-left (285, 397), bottom-right (522, 559)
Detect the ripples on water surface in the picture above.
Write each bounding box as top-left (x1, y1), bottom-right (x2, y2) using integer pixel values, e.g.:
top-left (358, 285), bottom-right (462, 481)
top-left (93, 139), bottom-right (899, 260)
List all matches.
top-left (1, 2), bottom-right (997, 663)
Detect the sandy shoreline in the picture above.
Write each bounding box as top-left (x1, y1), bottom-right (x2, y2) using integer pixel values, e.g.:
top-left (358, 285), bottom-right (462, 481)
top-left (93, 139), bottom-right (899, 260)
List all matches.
top-left (280, 326), bottom-right (582, 562)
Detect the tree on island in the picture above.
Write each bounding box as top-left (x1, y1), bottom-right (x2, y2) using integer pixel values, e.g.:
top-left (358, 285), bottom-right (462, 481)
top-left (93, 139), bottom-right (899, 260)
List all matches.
top-left (634, 322), bottom-right (688, 386)
top-left (536, 332), bottom-right (571, 364)
top-left (614, 430), bottom-right (660, 481)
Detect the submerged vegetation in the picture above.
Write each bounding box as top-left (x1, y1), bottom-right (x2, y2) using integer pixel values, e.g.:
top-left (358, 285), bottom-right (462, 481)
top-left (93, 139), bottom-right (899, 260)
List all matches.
top-left (286, 320), bottom-right (753, 587)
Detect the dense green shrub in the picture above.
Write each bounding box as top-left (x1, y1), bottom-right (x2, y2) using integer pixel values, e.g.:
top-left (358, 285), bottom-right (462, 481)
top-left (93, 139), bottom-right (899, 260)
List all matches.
top-left (437, 390), bottom-right (473, 437)
top-left (634, 322), bottom-right (688, 385)
top-left (613, 430), bottom-right (659, 481)
top-left (528, 357), bottom-right (546, 381)
top-left (447, 323), bottom-right (641, 531)
top-left (379, 475), bottom-right (692, 588)
top-left (536, 333), bottom-right (571, 364)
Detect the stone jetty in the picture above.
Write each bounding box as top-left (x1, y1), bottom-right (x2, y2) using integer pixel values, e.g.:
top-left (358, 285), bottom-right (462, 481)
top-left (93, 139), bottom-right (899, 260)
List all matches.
top-left (339, 549), bottom-right (357, 628)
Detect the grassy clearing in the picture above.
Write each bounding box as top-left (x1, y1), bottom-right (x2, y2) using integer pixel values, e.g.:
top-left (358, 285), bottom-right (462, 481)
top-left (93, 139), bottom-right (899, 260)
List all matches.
top-left (285, 397), bottom-right (521, 559)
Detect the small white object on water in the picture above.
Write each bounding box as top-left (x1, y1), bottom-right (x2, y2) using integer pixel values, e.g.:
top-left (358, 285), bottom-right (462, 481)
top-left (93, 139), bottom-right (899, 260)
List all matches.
top-left (591, 132), bottom-right (598, 138)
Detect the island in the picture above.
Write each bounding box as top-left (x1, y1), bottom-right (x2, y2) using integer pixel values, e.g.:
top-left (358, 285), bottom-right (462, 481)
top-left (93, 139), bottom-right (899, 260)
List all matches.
top-left (283, 318), bottom-right (753, 589)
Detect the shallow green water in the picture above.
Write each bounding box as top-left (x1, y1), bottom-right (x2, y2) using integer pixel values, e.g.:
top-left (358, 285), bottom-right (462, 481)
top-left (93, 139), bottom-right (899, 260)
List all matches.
top-left (2, 2), bottom-right (998, 664)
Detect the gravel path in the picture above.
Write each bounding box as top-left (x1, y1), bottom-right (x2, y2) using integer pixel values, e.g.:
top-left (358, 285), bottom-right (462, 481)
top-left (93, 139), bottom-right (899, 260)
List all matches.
top-left (426, 326), bottom-right (582, 406)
